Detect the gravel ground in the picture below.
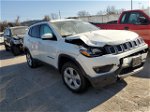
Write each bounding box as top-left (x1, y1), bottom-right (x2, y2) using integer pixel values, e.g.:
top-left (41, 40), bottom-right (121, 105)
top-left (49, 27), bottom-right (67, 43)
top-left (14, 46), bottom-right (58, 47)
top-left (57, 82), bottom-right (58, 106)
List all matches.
top-left (0, 44), bottom-right (150, 112)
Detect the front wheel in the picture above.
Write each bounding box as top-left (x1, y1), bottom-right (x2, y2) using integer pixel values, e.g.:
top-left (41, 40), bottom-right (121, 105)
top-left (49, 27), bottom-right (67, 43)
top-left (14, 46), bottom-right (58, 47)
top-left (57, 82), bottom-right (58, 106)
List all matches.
top-left (61, 62), bottom-right (88, 93)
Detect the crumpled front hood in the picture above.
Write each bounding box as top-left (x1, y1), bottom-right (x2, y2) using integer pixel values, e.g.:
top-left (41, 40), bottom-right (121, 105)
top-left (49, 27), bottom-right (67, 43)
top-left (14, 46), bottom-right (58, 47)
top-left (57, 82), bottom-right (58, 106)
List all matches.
top-left (16, 34), bottom-right (25, 38)
top-left (66, 30), bottom-right (139, 47)
top-left (13, 34), bottom-right (25, 39)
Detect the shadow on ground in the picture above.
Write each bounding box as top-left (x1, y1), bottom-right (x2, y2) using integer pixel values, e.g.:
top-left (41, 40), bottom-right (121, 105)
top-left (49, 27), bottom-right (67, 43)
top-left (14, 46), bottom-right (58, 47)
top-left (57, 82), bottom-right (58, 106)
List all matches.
top-left (0, 61), bottom-right (127, 111)
top-left (0, 45), bottom-right (25, 60)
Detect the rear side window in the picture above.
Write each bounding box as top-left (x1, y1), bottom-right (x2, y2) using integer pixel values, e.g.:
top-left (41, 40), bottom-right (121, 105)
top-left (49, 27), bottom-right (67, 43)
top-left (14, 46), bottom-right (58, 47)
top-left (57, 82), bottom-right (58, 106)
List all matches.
top-left (4, 29), bottom-right (10, 36)
top-left (120, 13), bottom-right (129, 24)
top-left (29, 25), bottom-right (40, 38)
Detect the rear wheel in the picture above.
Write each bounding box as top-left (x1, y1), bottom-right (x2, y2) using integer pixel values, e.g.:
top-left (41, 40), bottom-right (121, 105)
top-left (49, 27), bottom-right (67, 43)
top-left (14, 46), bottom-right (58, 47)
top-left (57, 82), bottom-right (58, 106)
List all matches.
top-left (26, 50), bottom-right (38, 68)
top-left (61, 62), bottom-right (88, 93)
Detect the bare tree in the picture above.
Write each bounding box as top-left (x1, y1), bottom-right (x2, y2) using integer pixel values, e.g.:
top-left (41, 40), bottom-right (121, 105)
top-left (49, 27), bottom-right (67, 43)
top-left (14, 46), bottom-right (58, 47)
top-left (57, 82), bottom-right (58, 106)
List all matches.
top-left (106, 6), bottom-right (117, 15)
top-left (43, 15), bottom-right (51, 21)
top-left (117, 8), bottom-right (125, 14)
top-left (97, 11), bottom-right (103, 15)
top-left (0, 21), bottom-right (8, 32)
top-left (15, 16), bottom-right (20, 26)
top-left (51, 13), bottom-right (58, 20)
top-left (77, 10), bottom-right (90, 17)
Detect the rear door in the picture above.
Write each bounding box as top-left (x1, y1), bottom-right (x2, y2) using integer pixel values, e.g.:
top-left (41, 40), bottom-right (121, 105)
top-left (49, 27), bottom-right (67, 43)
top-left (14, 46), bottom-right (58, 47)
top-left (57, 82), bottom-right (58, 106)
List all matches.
top-left (27, 25), bottom-right (41, 59)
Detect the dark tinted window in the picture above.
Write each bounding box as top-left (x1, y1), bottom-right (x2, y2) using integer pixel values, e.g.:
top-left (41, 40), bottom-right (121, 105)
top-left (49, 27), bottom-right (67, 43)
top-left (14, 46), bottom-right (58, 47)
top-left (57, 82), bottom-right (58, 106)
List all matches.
top-left (127, 12), bottom-right (148, 25)
top-left (29, 25), bottom-right (40, 38)
top-left (128, 13), bottom-right (140, 24)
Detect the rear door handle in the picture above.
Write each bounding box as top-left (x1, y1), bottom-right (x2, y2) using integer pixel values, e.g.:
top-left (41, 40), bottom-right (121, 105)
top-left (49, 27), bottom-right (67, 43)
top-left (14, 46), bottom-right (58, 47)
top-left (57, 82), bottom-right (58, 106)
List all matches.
top-left (124, 27), bottom-right (129, 30)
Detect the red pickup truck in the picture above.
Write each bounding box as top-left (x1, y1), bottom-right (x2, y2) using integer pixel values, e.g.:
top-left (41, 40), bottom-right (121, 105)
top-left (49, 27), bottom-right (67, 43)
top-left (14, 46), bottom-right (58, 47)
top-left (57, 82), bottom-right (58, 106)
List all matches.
top-left (92, 10), bottom-right (150, 47)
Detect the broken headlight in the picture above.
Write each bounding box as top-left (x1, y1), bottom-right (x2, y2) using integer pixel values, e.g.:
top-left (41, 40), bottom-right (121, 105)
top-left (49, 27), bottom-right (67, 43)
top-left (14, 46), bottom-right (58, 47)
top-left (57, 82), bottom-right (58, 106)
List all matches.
top-left (79, 47), bottom-right (105, 57)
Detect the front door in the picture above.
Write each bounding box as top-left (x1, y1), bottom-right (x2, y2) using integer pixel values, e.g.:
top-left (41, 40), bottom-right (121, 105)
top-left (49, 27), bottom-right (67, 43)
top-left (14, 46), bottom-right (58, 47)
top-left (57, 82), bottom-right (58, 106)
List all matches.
top-left (39, 24), bottom-right (58, 66)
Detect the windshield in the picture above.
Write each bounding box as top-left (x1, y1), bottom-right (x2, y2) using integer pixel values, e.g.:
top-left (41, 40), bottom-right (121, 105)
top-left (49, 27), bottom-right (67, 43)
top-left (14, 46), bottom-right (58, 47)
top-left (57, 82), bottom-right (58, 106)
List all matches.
top-left (12, 27), bottom-right (27, 36)
top-left (51, 20), bottom-right (99, 37)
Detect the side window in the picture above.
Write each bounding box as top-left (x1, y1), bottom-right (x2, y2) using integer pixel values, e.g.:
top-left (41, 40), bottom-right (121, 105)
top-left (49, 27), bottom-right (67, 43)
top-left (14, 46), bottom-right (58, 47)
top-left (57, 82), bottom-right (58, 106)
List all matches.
top-left (121, 13), bottom-right (127, 24)
top-left (4, 29), bottom-right (10, 36)
top-left (127, 12), bottom-right (148, 25)
top-left (29, 25), bottom-right (40, 38)
top-left (128, 13), bottom-right (140, 24)
top-left (40, 25), bottom-right (53, 36)
top-left (40, 24), bottom-right (57, 40)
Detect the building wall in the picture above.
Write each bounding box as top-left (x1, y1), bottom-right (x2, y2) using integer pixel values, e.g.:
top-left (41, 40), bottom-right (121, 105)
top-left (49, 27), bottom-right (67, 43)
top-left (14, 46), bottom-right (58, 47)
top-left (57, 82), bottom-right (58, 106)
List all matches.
top-left (72, 8), bottom-right (149, 23)
top-left (77, 14), bottom-right (120, 23)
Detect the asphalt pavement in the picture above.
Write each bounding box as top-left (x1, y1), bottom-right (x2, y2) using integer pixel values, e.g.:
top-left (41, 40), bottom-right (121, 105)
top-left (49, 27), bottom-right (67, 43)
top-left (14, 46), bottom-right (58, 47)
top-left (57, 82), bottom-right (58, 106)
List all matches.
top-left (0, 45), bottom-right (150, 112)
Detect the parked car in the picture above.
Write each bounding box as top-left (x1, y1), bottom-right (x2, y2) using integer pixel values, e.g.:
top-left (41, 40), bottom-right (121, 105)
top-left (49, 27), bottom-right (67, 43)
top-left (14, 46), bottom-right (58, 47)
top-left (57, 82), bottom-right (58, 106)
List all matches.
top-left (92, 10), bottom-right (150, 47)
top-left (24, 19), bottom-right (148, 93)
top-left (4, 26), bottom-right (28, 55)
top-left (0, 32), bottom-right (4, 44)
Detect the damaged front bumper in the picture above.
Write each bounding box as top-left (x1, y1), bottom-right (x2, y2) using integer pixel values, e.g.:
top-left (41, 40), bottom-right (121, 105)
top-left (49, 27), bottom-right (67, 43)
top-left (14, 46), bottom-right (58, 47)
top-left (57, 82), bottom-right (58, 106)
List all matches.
top-left (87, 49), bottom-right (148, 89)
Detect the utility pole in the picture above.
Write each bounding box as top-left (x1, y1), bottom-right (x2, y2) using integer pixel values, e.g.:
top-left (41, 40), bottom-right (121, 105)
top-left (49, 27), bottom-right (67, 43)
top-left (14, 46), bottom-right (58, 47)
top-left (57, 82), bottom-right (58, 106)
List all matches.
top-left (59, 10), bottom-right (61, 19)
top-left (138, 2), bottom-right (141, 9)
top-left (131, 0), bottom-right (133, 10)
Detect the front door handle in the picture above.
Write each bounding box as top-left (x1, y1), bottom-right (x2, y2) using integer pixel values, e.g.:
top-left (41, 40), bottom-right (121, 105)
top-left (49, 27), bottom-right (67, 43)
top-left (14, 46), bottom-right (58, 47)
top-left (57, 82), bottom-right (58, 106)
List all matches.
top-left (124, 27), bottom-right (129, 30)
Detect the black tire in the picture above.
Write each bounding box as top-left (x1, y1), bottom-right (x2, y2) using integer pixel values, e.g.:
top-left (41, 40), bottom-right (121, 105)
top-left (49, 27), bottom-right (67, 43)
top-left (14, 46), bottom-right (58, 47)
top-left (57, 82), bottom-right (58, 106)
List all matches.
top-left (61, 62), bottom-right (88, 93)
top-left (4, 44), bottom-right (9, 51)
top-left (26, 50), bottom-right (38, 68)
top-left (11, 45), bottom-right (21, 56)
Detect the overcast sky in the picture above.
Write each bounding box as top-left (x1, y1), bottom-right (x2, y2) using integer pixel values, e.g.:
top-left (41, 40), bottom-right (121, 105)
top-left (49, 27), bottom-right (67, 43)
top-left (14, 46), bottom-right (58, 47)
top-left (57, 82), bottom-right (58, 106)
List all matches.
top-left (1, 0), bottom-right (150, 22)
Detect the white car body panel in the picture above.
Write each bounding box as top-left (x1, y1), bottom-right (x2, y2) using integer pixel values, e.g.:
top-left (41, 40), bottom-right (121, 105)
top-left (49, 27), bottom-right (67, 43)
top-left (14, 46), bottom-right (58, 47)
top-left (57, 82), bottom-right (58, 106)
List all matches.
top-left (66, 30), bottom-right (139, 47)
top-left (0, 32), bottom-right (4, 44)
top-left (77, 44), bottom-right (148, 77)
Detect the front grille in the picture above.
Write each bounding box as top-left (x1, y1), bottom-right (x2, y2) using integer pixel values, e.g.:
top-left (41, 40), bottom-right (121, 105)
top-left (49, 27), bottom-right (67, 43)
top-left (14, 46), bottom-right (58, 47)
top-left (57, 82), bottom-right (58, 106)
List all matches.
top-left (105, 38), bottom-right (145, 55)
top-left (133, 41), bottom-right (137, 46)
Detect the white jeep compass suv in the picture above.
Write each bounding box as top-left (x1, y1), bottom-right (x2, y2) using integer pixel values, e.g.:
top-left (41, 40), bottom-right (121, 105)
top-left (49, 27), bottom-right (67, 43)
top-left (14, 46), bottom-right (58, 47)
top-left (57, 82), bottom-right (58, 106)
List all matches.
top-left (24, 19), bottom-right (148, 93)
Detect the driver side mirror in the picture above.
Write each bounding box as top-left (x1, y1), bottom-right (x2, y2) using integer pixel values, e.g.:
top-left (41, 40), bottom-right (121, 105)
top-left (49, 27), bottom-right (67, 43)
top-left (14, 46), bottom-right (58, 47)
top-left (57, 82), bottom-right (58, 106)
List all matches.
top-left (41, 33), bottom-right (53, 40)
